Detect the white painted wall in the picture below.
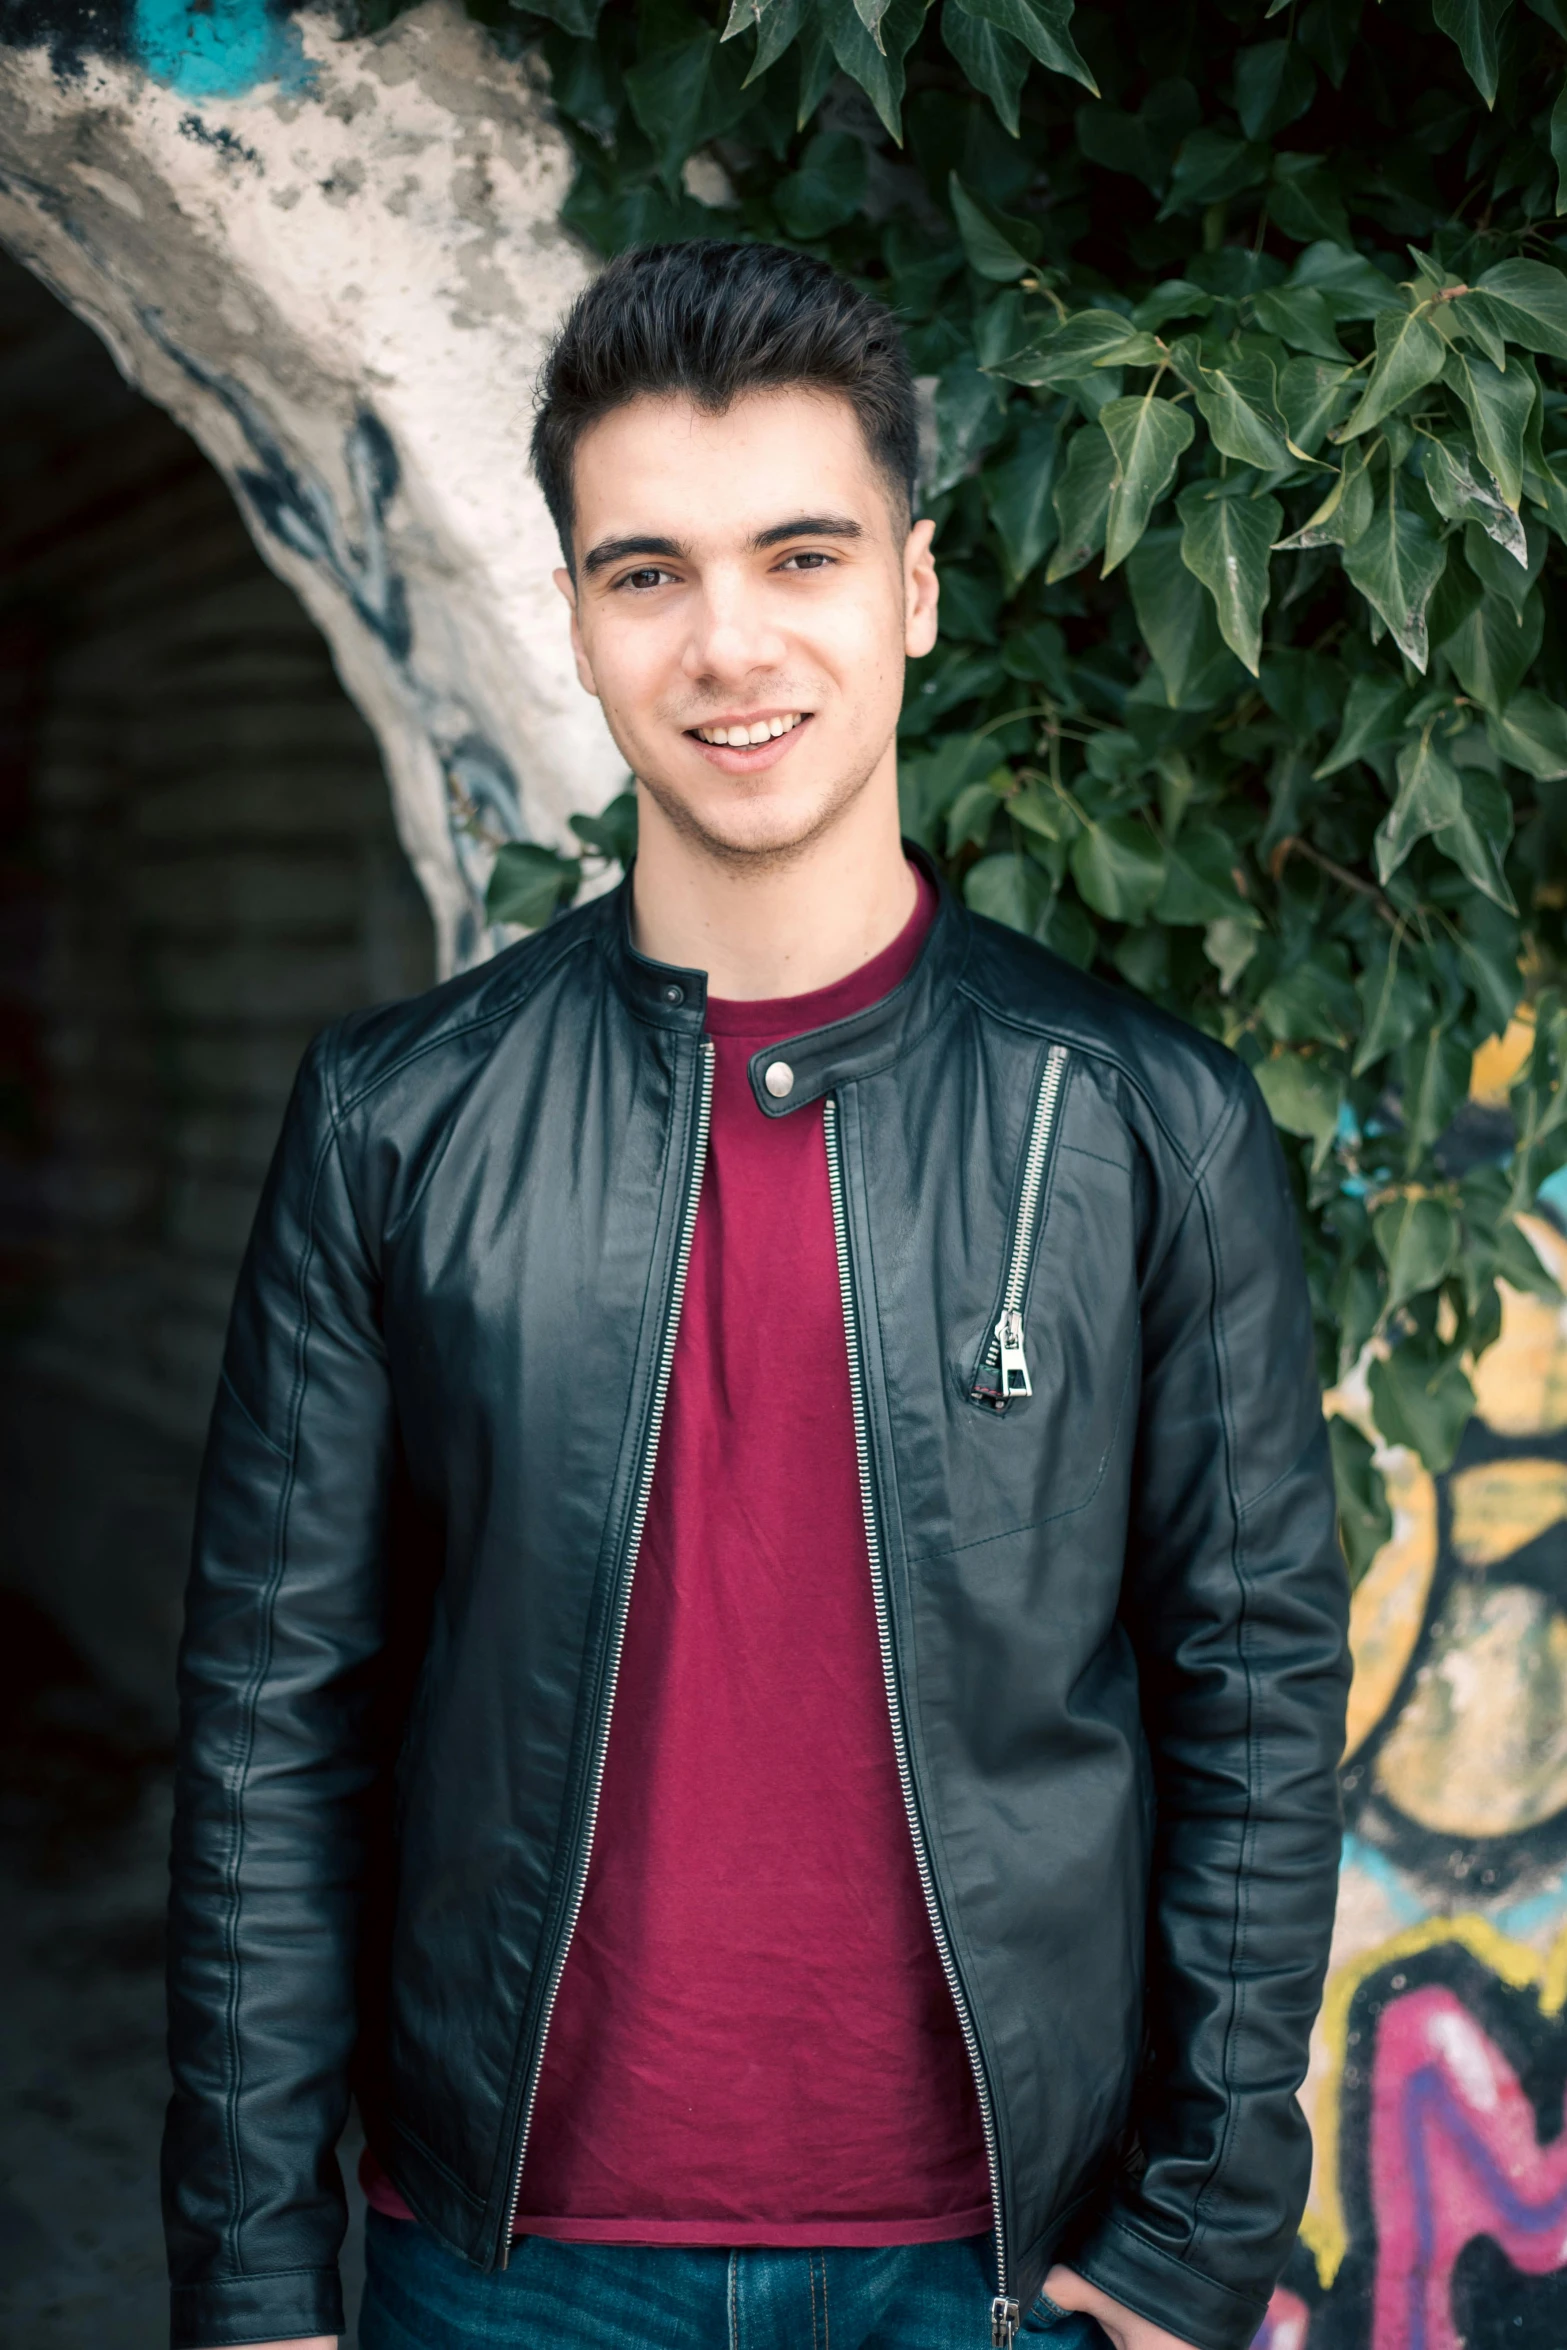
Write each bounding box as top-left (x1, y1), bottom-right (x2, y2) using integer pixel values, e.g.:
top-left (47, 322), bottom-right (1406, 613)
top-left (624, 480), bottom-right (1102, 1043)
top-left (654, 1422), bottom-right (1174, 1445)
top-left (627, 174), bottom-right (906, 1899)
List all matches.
top-left (0, 0), bottom-right (625, 971)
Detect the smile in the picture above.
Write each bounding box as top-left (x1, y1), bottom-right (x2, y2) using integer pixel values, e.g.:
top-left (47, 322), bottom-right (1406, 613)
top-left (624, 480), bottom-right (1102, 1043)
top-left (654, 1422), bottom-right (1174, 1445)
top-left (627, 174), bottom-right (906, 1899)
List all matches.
top-left (691, 711), bottom-right (806, 746)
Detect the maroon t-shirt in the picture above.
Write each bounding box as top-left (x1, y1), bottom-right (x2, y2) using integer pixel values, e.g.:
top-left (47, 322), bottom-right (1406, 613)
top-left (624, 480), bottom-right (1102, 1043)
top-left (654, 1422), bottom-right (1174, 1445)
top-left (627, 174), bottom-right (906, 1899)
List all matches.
top-left (366, 867), bottom-right (991, 2243)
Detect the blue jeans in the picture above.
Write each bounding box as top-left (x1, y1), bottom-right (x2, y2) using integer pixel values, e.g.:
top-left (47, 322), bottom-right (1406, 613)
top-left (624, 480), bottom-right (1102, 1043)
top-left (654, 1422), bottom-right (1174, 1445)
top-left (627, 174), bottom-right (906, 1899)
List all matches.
top-left (360, 2209), bottom-right (1110, 2348)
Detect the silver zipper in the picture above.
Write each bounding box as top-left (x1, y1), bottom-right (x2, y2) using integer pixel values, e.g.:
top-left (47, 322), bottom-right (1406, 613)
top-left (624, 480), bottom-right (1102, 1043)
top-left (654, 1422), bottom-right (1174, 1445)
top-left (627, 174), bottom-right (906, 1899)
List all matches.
top-left (499, 1038), bottom-right (715, 2260)
top-left (823, 1094), bottom-right (1013, 2343)
top-left (972, 1045), bottom-right (1069, 1411)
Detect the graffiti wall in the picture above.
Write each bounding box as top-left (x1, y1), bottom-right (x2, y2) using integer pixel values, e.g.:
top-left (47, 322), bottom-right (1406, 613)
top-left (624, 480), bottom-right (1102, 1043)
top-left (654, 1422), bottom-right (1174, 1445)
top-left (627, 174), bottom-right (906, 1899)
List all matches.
top-left (1255, 1034), bottom-right (1567, 2350)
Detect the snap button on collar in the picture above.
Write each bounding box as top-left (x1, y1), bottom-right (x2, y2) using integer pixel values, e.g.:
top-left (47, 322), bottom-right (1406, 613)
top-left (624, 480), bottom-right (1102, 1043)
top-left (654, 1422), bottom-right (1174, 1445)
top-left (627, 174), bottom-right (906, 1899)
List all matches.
top-left (763, 1060), bottom-right (795, 1099)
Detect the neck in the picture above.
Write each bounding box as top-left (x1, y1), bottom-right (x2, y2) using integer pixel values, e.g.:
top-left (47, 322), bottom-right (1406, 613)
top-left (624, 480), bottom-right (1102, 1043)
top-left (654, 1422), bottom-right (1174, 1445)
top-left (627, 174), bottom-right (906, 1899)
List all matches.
top-left (628, 760), bottom-right (918, 1001)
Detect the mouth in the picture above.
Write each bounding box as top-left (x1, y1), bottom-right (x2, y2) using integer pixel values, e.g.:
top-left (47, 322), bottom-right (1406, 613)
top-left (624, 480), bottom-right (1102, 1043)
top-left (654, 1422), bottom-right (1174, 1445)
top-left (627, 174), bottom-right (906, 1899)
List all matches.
top-left (685, 710), bottom-right (812, 771)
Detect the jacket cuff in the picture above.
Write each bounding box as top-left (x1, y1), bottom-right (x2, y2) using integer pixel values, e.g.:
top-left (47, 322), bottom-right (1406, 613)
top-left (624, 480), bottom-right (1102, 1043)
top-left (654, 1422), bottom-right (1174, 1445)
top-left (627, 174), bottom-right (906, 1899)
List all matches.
top-left (170, 2267), bottom-right (344, 2349)
top-left (1069, 2212), bottom-right (1269, 2350)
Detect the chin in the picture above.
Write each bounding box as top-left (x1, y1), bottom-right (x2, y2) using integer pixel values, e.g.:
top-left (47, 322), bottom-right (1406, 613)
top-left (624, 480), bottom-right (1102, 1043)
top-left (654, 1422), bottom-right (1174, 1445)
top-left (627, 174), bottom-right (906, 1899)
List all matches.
top-left (651, 775), bottom-right (857, 866)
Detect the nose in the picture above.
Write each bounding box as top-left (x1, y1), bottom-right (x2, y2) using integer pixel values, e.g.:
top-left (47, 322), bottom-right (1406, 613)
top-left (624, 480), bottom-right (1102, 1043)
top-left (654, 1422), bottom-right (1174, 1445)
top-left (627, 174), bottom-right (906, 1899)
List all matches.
top-left (680, 567), bottom-right (787, 683)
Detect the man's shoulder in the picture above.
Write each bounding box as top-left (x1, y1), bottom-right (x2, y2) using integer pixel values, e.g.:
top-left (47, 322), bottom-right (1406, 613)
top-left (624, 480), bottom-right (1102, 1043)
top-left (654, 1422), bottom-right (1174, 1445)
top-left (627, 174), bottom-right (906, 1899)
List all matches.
top-left (315, 893), bottom-right (608, 1122)
top-left (958, 909), bottom-right (1252, 1176)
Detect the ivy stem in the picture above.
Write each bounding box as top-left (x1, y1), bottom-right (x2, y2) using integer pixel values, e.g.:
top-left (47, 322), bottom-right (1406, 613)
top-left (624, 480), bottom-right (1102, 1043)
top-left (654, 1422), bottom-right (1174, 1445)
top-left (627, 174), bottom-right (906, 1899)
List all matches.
top-left (1271, 833), bottom-right (1402, 926)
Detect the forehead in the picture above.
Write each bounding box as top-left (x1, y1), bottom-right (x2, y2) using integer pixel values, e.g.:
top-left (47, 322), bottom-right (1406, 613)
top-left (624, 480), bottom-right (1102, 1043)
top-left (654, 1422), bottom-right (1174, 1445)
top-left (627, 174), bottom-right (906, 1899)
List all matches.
top-left (569, 386), bottom-right (894, 549)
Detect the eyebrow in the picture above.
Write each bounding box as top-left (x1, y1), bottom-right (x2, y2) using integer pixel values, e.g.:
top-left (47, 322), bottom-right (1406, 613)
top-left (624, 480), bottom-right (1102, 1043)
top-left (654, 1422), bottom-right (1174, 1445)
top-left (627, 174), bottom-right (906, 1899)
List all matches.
top-left (582, 533), bottom-right (687, 578)
top-left (580, 513), bottom-right (866, 578)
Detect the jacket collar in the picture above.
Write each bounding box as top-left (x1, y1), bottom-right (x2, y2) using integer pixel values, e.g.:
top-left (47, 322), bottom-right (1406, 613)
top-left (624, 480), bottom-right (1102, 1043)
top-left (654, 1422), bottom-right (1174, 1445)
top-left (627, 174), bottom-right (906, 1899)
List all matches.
top-left (596, 843), bottom-right (971, 1117)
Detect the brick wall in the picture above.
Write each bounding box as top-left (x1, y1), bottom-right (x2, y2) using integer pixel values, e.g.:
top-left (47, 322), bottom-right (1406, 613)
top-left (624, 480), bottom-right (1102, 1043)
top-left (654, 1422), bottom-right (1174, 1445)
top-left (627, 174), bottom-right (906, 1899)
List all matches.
top-left (0, 251), bottom-right (432, 1720)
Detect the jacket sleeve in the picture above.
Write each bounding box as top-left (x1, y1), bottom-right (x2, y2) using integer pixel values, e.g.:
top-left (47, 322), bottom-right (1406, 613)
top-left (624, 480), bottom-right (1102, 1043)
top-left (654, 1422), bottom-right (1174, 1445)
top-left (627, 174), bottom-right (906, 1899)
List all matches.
top-left (163, 1027), bottom-right (394, 2350)
top-left (1070, 1064), bottom-right (1351, 2350)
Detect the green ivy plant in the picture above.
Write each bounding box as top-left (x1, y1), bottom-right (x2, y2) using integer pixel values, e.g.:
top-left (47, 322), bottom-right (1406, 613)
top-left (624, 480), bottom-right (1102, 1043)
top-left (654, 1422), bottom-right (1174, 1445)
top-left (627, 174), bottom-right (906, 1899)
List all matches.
top-left (469, 0), bottom-right (1567, 1575)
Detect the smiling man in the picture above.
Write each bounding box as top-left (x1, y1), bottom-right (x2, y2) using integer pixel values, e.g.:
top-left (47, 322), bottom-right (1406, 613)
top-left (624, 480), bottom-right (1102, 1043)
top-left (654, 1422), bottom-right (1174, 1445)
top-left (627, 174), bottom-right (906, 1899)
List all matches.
top-left (164, 243), bottom-right (1349, 2350)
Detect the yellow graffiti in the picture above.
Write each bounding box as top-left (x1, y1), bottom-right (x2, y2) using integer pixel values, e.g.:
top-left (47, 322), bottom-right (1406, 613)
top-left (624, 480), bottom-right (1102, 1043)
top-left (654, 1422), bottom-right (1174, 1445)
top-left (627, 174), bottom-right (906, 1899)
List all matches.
top-left (1302, 1915), bottom-right (1567, 2287)
top-left (1450, 1458), bottom-right (1567, 1568)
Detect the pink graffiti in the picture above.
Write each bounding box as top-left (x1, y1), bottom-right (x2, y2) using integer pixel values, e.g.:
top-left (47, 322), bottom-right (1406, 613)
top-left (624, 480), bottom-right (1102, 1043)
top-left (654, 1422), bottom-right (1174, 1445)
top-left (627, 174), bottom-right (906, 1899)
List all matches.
top-left (1251, 2284), bottom-right (1309, 2349)
top-left (1369, 1983), bottom-right (1567, 2349)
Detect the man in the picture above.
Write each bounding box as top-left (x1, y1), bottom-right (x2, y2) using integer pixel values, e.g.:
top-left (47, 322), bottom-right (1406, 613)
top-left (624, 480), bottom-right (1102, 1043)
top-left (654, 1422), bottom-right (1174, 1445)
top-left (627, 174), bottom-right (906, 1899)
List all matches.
top-left (164, 241), bottom-right (1349, 2350)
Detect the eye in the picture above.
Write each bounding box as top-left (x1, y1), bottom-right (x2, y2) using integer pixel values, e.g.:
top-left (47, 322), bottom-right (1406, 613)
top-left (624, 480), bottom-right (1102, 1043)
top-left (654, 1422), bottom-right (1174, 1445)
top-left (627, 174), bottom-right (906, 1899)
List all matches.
top-left (615, 565), bottom-right (677, 592)
top-left (778, 549), bottom-right (834, 571)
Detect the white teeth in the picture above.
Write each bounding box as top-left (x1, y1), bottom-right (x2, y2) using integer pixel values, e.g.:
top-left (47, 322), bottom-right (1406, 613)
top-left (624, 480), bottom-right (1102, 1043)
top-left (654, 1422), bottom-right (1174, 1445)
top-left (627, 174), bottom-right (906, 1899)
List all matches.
top-left (695, 712), bottom-right (804, 744)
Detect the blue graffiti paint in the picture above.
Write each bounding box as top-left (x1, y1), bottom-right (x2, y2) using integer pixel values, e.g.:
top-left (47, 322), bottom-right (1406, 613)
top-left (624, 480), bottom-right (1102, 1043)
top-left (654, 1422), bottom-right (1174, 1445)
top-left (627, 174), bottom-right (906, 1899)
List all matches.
top-left (130, 0), bottom-right (311, 96)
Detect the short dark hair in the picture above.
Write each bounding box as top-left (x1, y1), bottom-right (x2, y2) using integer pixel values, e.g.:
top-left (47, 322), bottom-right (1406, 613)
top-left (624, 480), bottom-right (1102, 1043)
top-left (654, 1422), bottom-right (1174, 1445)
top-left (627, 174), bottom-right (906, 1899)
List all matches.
top-left (531, 241), bottom-right (918, 567)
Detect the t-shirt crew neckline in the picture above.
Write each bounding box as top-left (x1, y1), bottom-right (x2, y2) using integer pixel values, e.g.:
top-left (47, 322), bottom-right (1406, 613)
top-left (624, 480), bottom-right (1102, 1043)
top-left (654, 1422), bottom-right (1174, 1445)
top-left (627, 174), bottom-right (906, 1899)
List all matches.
top-left (700, 864), bottom-right (939, 1040)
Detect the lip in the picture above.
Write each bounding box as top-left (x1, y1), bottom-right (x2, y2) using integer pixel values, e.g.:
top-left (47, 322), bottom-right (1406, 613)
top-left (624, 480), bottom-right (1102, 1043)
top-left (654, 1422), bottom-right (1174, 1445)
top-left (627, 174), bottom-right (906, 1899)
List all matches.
top-left (685, 711), bottom-right (814, 774)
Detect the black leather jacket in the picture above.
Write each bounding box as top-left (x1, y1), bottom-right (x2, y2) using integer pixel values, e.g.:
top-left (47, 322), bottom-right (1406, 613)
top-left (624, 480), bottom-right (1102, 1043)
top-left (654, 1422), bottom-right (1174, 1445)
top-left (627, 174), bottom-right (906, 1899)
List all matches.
top-left (163, 865), bottom-right (1349, 2350)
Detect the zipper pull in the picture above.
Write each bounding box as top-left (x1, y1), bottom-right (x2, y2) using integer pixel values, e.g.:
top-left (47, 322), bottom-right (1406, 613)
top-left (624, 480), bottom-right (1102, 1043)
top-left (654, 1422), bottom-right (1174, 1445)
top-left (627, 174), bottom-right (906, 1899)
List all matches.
top-left (991, 2295), bottom-right (1021, 2347)
top-left (995, 1308), bottom-right (1031, 1399)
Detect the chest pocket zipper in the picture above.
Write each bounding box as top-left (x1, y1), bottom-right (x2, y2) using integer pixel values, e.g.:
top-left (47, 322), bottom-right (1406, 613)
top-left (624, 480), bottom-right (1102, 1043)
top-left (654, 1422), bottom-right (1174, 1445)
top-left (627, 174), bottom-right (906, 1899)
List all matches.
top-left (970, 1043), bottom-right (1070, 1412)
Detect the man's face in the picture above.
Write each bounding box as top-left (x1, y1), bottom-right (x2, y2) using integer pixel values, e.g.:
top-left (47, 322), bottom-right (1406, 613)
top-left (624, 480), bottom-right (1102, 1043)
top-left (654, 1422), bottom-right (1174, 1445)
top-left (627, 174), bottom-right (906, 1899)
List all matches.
top-left (557, 386), bottom-right (938, 865)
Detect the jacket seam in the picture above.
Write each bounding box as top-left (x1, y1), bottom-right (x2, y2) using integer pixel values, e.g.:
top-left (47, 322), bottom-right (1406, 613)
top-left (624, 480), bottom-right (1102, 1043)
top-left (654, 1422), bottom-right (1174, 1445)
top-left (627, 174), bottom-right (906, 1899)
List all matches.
top-left (387, 2111), bottom-right (487, 2210)
top-left (1085, 2217), bottom-right (1265, 2314)
top-left (219, 1081), bottom-right (342, 2278)
top-left (907, 1345), bottom-right (1135, 1564)
top-left (332, 924), bottom-right (597, 1125)
top-left (955, 976), bottom-right (1228, 1182)
top-left (217, 1369), bottom-right (289, 1462)
top-left (1186, 1140), bottom-right (1259, 2257)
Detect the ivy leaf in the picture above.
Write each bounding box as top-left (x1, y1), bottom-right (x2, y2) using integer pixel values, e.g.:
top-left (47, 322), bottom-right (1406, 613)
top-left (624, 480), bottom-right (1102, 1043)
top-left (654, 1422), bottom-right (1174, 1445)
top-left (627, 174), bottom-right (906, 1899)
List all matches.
top-left (1373, 1191), bottom-right (1461, 1310)
top-left (952, 0), bottom-right (1099, 88)
top-left (625, 29), bottom-right (723, 189)
top-left (1176, 482), bottom-right (1282, 675)
top-left (1276, 353), bottom-right (1355, 460)
top-left (1474, 258), bottom-right (1567, 359)
top-left (1252, 285), bottom-right (1350, 362)
top-left (964, 849), bottom-right (1054, 932)
top-left (1259, 956), bottom-right (1361, 1045)
top-left (1368, 1338), bottom-right (1475, 1473)
top-left (1343, 497), bottom-right (1447, 670)
top-left (774, 129), bottom-right (868, 236)
top-left (487, 842), bottom-right (583, 929)
top-left (1432, 0), bottom-right (1516, 106)
top-left (1420, 435), bottom-right (1529, 561)
top-left (1552, 74), bottom-right (1567, 212)
top-left (942, 0), bottom-right (1030, 135)
top-left (567, 790), bottom-right (638, 865)
top-left (949, 174), bottom-right (1036, 279)
top-left (1438, 766), bottom-right (1517, 910)
top-left (1276, 443), bottom-right (1374, 547)
top-left (1353, 943), bottom-right (1432, 1072)
top-left (1070, 816), bottom-right (1165, 919)
top-left (994, 307), bottom-right (1156, 383)
top-left (1291, 239), bottom-right (1403, 321)
top-left (1328, 1416), bottom-right (1393, 1586)
top-left (986, 411), bottom-right (1062, 583)
top-left (1267, 155), bottom-right (1353, 246)
top-left (1169, 339), bottom-right (1291, 469)
top-left (851, 0), bottom-right (892, 51)
top-left (1255, 1050), bottom-right (1342, 1163)
top-left (1160, 128), bottom-right (1272, 216)
top-left (1400, 1027), bottom-right (1474, 1162)
top-left (1128, 530), bottom-right (1240, 706)
top-left (730, 0), bottom-right (804, 72)
top-left (1046, 425), bottom-right (1116, 579)
top-left (1442, 348), bottom-right (1535, 510)
top-left (1155, 820), bottom-right (1255, 922)
top-left (1234, 39), bottom-right (1317, 137)
top-left (1464, 516), bottom-right (1544, 614)
top-left (1100, 394), bottom-right (1196, 572)
top-left (1314, 670), bottom-right (1411, 777)
top-left (1374, 728), bottom-right (1464, 882)
top-left (1444, 586), bottom-right (1545, 712)
top-left (816, 0), bottom-right (926, 138)
top-left (1337, 300), bottom-right (1448, 439)
top-left (929, 358), bottom-right (1006, 495)
top-left (1487, 686), bottom-right (1567, 778)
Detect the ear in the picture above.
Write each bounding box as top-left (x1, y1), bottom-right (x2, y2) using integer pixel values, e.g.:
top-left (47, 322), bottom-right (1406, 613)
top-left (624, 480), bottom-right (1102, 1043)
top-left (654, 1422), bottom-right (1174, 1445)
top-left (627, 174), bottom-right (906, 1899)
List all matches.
top-left (555, 566), bottom-right (599, 699)
top-left (903, 518), bottom-right (938, 660)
